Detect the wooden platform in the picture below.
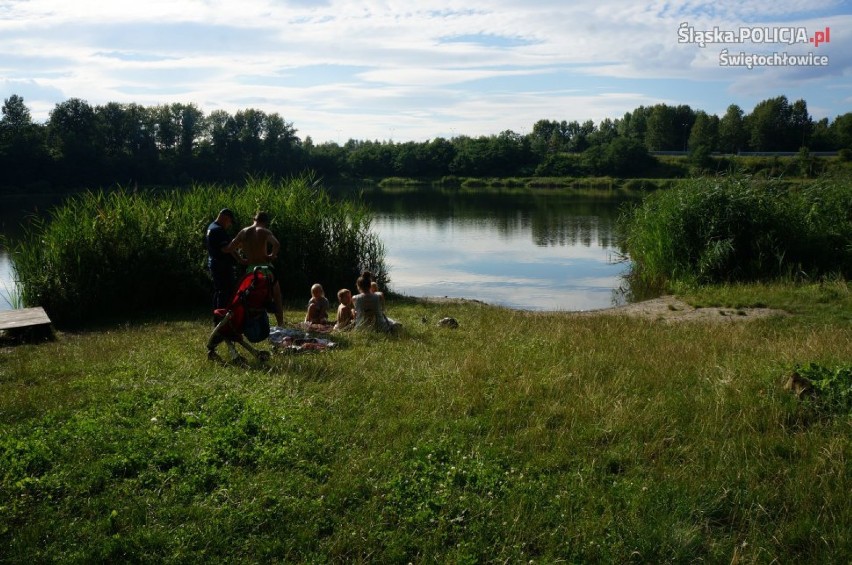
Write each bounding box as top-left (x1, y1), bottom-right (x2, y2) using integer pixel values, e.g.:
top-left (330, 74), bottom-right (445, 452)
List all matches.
top-left (0, 307), bottom-right (52, 331)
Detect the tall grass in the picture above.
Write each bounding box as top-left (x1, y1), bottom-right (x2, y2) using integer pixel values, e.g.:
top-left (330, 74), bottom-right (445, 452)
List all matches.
top-left (619, 175), bottom-right (852, 288)
top-left (0, 282), bottom-right (23, 309)
top-left (11, 176), bottom-right (385, 326)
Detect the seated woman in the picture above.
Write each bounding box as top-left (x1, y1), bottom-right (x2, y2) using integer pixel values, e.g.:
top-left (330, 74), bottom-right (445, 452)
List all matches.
top-left (352, 271), bottom-right (401, 333)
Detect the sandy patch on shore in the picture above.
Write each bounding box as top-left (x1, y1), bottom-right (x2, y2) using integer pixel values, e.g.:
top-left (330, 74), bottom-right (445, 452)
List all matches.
top-left (572, 295), bottom-right (789, 323)
top-left (416, 295), bottom-right (789, 323)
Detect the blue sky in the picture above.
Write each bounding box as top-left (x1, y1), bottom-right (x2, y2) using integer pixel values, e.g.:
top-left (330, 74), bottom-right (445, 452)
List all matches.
top-left (0, 0), bottom-right (849, 143)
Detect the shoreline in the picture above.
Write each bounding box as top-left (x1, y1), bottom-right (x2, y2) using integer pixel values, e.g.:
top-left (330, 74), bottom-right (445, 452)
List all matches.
top-left (412, 294), bottom-right (790, 322)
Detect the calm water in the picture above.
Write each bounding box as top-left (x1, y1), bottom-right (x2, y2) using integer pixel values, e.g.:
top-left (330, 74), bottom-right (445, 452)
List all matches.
top-left (0, 191), bottom-right (634, 312)
top-left (0, 251), bottom-right (14, 309)
top-left (361, 190), bottom-right (632, 311)
top-left (1, 194), bottom-right (62, 311)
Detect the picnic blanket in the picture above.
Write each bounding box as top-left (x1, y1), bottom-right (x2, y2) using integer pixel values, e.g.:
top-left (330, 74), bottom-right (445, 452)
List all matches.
top-left (269, 326), bottom-right (337, 353)
top-left (299, 321), bottom-right (336, 334)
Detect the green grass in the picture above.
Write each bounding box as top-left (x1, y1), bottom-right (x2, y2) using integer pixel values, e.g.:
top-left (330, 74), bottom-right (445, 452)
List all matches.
top-left (1, 282), bottom-right (850, 563)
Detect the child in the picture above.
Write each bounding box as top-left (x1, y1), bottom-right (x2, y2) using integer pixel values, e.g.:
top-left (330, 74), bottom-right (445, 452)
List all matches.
top-left (333, 288), bottom-right (355, 331)
top-left (370, 280), bottom-right (385, 309)
top-left (305, 283), bottom-right (331, 325)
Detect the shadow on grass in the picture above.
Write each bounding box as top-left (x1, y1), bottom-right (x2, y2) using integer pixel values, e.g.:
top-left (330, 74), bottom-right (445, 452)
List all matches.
top-left (0, 323), bottom-right (55, 346)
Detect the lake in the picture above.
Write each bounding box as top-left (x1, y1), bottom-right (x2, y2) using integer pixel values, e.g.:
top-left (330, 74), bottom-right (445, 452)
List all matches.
top-left (360, 190), bottom-right (632, 311)
top-left (1, 194), bottom-right (63, 311)
top-left (0, 190), bottom-right (634, 312)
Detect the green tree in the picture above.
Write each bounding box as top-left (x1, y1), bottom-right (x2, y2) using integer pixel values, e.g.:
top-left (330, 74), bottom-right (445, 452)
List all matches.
top-left (688, 111), bottom-right (718, 151)
top-left (204, 109), bottom-right (240, 180)
top-left (568, 120), bottom-right (595, 153)
top-left (603, 137), bottom-right (653, 176)
top-left (424, 137), bottom-right (455, 176)
top-left (645, 104), bottom-right (677, 151)
top-left (580, 144), bottom-right (604, 175)
top-left (153, 104), bottom-right (179, 154)
top-left (233, 108), bottom-right (266, 173)
top-left (393, 141), bottom-right (427, 176)
top-left (47, 98), bottom-right (102, 185)
top-left (1, 94), bottom-right (31, 129)
top-left (587, 118), bottom-right (617, 147)
top-left (789, 98), bottom-right (813, 149)
top-left (174, 103), bottom-right (205, 163)
top-left (809, 118), bottom-right (834, 151)
top-left (618, 106), bottom-right (649, 142)
top-left (829, 112), bottom-right (852, 151)
top-left (261, 112), bottom-right (300, 175)
top-left (644, 104), bottom-right (695, 151)
top-left (745, 96), bottom-right (795, 151)
top-left (674, 105), bottom-right (696, 151)
top-left (307, 141), bottom-right (349, 178)
top-left (0, 95), bottom-right (47, 190)
top-left (95, 102), bottom-right (159, 184)
top-left (718, 104), bottom-right (746, 154)
top-left (529, 119), bottom-right (569, 156)
top-left (348, 140), bottom-right (395, 178)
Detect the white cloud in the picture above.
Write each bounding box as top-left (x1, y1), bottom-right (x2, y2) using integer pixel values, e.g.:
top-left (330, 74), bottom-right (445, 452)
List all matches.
top-left (1, 0), bottom-right (849, 141)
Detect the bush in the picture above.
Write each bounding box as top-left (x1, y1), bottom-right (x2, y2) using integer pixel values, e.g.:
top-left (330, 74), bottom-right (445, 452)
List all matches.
top-left (618, 175), bottom-right (852, 286)
top-left (12, 177), bottom-right (386, 326)
top-left (794, 363), bottom-right (852, 416)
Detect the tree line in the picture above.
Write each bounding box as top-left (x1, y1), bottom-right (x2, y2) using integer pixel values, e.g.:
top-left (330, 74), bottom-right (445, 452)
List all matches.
top-left (1, 93), bottom-right (851, 192)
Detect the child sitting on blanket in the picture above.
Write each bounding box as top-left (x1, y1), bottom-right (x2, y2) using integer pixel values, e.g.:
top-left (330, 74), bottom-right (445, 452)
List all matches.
top-left (333, 288), bottom-right (355, 331)
top-left (305, 283), bottom-right (332, 325)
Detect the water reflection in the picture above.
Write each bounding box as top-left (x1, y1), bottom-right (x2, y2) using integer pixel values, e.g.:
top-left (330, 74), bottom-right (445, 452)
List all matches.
top-left (361, 190), bottom-right (633, 311)
top-left (0, 250), bottom-right (15, 308)
top-left (0, 193), bottom-right (69, 311)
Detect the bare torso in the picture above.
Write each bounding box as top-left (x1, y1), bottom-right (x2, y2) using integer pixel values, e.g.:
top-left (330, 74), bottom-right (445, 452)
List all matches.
top-left (228, 224), bottom-right (280, 264)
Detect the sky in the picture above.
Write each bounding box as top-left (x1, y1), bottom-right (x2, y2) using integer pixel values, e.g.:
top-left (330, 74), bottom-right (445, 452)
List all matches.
top-left (0, 0), bottom-right (849, 144)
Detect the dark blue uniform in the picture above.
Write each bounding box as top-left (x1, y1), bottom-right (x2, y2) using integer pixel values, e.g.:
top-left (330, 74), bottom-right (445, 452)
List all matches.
top-left (206, 220), bottom-right (237, 311)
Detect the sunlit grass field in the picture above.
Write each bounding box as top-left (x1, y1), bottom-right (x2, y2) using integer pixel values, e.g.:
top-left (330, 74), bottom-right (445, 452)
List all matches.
top-left (1, 282), bottom-right (849, 563)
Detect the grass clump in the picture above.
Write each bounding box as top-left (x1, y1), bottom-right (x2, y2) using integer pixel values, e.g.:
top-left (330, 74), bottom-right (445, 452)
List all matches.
top-left (10, 176), bottom-right (384, 326)
top-left (794, 362), bottom-right (852, 416)
top-left (619, 175), bottom-right (852, 288)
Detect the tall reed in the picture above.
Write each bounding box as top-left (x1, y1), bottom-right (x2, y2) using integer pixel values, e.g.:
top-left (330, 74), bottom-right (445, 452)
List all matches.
top-left (11, 176), bottom-right (385, 326)
top-left (619, 175), bottom-right (852, 287)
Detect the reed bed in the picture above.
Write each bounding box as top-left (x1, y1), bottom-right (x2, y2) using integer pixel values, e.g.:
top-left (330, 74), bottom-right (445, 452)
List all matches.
top-left (10, 177), bottom-right (385, 326)
top-left (618, 175), bottom-right (852, 288)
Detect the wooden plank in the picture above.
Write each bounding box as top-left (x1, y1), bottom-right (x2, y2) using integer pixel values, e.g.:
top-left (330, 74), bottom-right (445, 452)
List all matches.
top-left (0, 307), bottom-right (52, 331)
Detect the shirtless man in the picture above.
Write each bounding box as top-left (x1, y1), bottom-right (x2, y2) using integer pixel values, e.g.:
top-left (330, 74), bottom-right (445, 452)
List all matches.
top-left (223, 211), bottom-right (285, 326)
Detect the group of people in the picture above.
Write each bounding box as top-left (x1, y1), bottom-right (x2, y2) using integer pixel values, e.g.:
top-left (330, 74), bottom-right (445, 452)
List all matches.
top-left (304, 272), bottom-right (400, 333)
top-left (205, 208), bottom-right (400, 334)
top-left (205, 208), bottom-right (284, 327)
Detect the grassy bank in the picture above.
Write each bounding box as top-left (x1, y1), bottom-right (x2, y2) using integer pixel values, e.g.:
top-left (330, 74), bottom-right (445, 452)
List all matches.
top-left (1, 282), bottom-right (850, 563)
